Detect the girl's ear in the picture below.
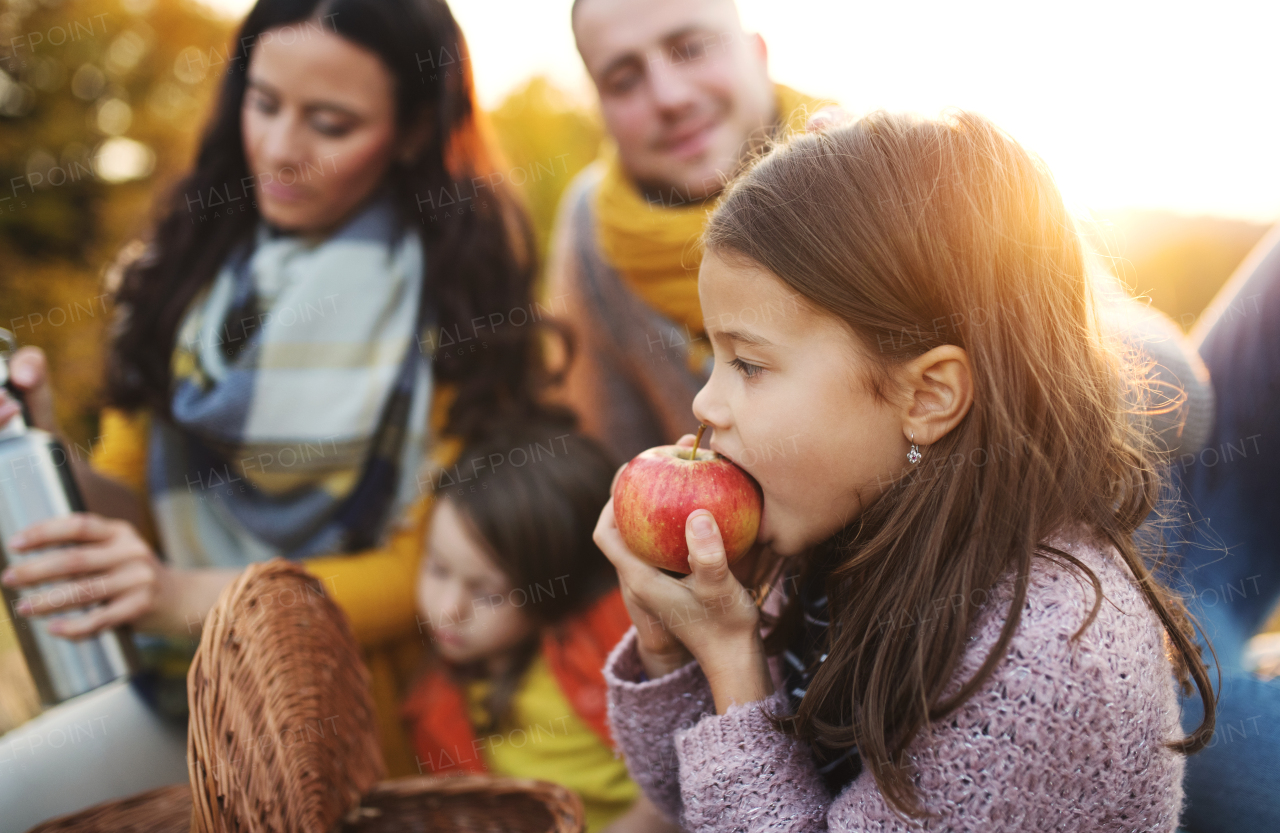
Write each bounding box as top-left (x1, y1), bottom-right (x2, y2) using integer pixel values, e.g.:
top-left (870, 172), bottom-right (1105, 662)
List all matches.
top-left (899, 344), bottom-right (973, 446)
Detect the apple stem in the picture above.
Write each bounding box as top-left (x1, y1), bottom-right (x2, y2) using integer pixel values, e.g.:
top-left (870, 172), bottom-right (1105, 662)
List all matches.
top-left (689, 424), bottom-right (707, 460)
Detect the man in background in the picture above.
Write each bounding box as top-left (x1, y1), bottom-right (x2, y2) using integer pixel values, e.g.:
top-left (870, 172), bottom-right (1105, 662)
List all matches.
top-left (547, 0), bottom-right (832, 464)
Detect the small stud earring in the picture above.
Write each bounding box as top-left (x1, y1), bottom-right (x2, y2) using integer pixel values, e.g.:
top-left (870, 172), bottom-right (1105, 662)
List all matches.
top-left (907, 432), bottom-right (921, 464)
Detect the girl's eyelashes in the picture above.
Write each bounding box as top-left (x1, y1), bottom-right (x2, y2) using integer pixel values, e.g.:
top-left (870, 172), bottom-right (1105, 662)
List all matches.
top-left (728, 356), bottom-right (765, 379)
top-left (424, 558), bottom-right (499, 599)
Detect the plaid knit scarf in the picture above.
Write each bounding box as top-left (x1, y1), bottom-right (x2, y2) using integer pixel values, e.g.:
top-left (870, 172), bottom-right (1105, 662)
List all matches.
top-left (148, 191), bottom-right (433, 568)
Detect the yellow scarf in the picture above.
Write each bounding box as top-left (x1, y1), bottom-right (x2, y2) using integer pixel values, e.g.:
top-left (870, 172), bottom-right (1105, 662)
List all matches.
top-left (594, 84), bottom-right (833, 347)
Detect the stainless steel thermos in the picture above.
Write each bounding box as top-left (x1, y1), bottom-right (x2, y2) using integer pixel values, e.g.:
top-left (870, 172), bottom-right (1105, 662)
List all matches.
top-left (0, 329), bottom-right (135, 705)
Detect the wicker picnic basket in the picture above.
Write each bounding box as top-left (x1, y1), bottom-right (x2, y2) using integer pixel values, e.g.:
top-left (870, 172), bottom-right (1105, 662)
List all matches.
top-left (24, 784), bottom-right (194, 833)
top-left (27, 560), bottom-right (585, 833)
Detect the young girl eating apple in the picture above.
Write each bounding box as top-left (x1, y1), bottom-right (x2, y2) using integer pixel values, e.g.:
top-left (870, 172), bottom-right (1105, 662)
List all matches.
top-left (593, 110), bottom-right (1215, 831)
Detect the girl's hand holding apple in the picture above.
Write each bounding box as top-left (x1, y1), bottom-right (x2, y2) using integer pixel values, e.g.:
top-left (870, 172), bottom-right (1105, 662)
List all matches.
top-left (594, 431), bottom-right (774, 713)
top-left (610, 425), bottom-right (761, 574)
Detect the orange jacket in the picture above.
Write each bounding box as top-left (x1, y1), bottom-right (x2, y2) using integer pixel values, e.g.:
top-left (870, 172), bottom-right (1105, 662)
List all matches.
top-left (401, 587), bottom-right (632, 774)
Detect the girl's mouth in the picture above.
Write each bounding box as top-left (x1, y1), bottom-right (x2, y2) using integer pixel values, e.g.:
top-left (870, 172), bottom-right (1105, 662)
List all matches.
top-left (708, 440), bottom-right (769, 548)
top-left (709, 442), bottom-right (759, 488)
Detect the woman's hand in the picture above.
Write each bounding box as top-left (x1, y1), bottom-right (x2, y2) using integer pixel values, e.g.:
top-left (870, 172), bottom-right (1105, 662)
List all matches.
top-left (0, 346), bottom-right (59, 433)
top-left (594, 434), bottom-right (774, 711)
top-left (1, 513), bottom-right (173, 638)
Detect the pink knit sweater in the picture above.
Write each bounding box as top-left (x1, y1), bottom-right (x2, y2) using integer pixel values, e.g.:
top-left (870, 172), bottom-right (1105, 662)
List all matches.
top-left (604, 532), bottom-right (1186, 831)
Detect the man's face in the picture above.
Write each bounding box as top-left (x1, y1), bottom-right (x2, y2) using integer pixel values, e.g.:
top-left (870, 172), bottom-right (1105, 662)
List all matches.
top-left (574, 0), bottom-right (775, 201)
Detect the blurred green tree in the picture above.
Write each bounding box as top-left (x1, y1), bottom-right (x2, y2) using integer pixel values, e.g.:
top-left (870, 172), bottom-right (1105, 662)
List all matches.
top-left (0, 0), bottom-right (232, 732)
top-left (0, 0), bottom-right (232, 448)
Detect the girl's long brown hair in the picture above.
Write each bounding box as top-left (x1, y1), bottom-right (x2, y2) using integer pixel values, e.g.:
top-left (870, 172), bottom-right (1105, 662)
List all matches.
top-left (704, 110), bottom-right (1215, 817)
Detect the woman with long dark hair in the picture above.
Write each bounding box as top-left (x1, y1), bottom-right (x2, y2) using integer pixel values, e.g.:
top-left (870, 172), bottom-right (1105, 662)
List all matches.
top-left (0, 0), bottom-right (566, 772)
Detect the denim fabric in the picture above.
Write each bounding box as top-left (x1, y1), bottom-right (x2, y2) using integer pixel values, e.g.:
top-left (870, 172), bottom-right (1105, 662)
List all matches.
top-left (1172, 225), bottom-right (1280, 833)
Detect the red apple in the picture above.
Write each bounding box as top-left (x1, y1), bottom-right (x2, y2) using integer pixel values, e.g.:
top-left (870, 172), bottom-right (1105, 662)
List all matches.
top-left (612, 440), bottom-right (762, 574)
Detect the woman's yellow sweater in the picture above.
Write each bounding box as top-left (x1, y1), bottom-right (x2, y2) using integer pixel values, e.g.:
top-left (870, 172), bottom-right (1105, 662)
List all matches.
top-left (89, 398), bottom-right (461, 777)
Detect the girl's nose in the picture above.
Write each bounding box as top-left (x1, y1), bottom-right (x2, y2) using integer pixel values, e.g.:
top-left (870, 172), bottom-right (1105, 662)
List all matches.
top-left (430, 582), bottom-right (468, 624)
top-left (692, 375), bottom-right (730, 435)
